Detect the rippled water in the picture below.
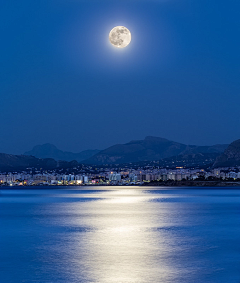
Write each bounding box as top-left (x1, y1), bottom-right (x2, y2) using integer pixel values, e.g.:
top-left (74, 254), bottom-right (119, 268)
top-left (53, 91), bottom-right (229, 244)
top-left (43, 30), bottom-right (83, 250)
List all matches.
top-left (0, 186), bottom-right (240, 283)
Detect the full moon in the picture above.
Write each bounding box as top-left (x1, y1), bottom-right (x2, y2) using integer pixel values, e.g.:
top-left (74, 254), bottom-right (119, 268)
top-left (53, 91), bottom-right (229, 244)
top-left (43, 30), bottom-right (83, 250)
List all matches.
top-left (109, 26), bottom-right (131, 48)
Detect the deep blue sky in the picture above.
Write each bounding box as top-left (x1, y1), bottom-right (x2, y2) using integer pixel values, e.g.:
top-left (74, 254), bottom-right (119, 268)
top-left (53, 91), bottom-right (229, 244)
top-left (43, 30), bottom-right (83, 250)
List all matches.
top-left (1, 0), bottom-right (240, 154)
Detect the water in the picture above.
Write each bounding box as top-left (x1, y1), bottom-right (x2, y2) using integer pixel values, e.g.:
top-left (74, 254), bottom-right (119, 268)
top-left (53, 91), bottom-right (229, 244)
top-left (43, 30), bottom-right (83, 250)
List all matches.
top-left (0, 186), bottom-right (239, 283)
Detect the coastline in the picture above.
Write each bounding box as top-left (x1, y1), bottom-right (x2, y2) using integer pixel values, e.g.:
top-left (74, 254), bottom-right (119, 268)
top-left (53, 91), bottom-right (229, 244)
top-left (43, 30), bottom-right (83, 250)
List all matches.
top-left (1, 182), bottom-right (240, 189)
top-left (143, 180), bottom-right (240, 187)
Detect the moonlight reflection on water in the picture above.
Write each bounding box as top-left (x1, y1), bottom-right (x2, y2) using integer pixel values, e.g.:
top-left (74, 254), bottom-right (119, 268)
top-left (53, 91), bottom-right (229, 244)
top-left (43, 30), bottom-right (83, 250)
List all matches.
top-left (0, 187), bottom-right (240, 283)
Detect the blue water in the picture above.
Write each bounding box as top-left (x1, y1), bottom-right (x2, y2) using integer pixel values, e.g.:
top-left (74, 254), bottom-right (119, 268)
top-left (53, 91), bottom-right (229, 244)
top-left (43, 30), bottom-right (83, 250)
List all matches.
top-left (0, 186), bottom-right (240, 283)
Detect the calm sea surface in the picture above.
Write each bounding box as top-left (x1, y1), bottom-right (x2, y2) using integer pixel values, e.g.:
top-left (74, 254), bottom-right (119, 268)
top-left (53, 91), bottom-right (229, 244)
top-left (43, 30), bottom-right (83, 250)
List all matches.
top-left (0, 186), bottom-right (240, 283)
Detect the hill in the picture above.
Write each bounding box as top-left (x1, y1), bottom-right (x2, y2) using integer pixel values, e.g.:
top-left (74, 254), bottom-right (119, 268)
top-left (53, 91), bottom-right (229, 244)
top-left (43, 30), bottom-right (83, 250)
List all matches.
top-left (213, 139), bottom-right (240, 167)
top-left (0, 153), bottom-right (78, 172)
top-left (24, 144), bottom-right (100, 162)
top-left (83, 136), bottom-right (228, 165)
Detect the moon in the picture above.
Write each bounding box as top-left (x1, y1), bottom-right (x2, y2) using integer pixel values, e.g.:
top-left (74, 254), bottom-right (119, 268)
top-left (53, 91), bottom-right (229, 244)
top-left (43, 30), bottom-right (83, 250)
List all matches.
top-left (109, 26), bottom-right (131, 48)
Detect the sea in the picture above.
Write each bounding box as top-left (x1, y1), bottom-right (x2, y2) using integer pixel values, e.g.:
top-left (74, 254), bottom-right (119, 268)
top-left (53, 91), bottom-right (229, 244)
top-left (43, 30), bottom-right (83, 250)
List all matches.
top-left (0, 186), bottom-right (240, 283)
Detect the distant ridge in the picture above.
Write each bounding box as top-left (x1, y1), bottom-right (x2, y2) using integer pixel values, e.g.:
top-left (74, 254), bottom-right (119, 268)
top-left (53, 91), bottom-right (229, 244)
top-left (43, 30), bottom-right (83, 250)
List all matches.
top-left (24, 143), bottom-right (100, 162)
top-left (83, 136), bottom-right (228, 165)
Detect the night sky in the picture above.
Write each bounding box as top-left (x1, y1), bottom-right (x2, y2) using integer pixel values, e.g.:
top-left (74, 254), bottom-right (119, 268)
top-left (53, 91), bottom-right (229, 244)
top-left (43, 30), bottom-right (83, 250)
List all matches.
top-left (1, 0), bottom-right (240, 154)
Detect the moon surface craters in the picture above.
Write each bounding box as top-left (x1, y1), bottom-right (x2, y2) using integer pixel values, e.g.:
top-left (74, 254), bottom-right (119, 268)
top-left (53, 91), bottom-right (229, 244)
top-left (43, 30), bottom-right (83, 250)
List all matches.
top-left (109, 26), bottom-right (131, 48)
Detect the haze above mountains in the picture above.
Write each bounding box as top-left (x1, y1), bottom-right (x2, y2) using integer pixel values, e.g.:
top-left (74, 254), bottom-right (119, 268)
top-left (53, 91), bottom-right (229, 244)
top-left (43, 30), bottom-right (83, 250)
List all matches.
top-left (24, 144), bottom-right (100, 162)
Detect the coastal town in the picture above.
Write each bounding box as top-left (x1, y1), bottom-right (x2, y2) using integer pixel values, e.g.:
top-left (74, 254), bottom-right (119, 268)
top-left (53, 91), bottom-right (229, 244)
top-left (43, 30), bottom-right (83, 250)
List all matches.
top-left (1, 166), bottom-right (240, 186)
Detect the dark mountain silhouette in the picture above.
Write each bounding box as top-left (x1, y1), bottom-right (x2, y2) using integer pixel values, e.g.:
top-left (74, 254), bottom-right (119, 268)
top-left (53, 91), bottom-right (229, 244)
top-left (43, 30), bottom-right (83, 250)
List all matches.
top-left (83, 136), bottom-right (228, 165)
top-left (24, 143), bottom-right (100, 162)
top-left (0, 137), bottom-right (230, 170)
top-left (0, 153), bottom-right (78, 172)
top-left (213, 139), bottom-right (240, 167)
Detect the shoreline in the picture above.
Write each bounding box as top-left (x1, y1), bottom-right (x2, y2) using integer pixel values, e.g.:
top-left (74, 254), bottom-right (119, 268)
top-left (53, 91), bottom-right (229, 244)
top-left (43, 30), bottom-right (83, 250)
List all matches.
top-left (143, 180), bottom-right (240, 187)
top-left (1, 183), bottom-right (240, 189)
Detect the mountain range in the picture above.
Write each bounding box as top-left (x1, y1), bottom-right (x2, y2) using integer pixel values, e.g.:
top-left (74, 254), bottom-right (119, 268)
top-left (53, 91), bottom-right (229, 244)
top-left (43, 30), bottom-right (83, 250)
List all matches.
top-left (83, 136), bottom-right (228, 164)
top-left (1, 136), bottom-right (240, 171)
